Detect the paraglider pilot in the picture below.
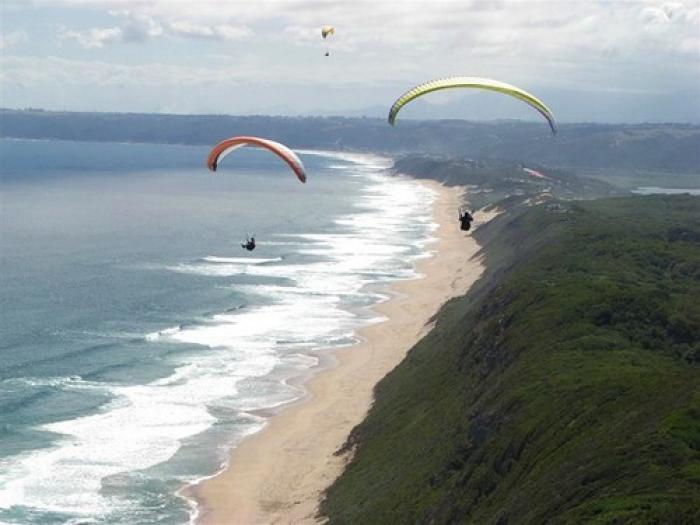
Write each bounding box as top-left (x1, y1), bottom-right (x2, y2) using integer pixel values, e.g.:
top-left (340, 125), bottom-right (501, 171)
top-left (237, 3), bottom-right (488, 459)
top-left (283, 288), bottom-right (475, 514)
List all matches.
top-left (241, 236), bottom-right (256, 251)
top-left (459, 209), bottom-right (474, 232)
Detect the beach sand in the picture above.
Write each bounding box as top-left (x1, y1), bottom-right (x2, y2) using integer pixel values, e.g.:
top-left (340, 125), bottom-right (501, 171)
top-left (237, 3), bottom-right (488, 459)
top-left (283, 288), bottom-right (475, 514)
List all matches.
top-left (192, 182), bottom-right (493, 524)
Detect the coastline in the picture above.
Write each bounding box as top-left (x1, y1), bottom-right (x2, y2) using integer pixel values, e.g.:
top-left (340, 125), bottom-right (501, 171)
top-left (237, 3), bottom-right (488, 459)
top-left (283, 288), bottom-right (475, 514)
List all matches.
top-left (190, 181), bottom-right (493, 524)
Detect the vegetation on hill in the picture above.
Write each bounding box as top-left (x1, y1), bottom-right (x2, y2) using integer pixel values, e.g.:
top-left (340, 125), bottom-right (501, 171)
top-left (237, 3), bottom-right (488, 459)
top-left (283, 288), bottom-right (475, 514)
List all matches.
top-left (320, 195), bottom-right (700, 524)
top-left (2, 108), bottom-right (699, 173)
top-left (392, 156), bottom-right (621, 206)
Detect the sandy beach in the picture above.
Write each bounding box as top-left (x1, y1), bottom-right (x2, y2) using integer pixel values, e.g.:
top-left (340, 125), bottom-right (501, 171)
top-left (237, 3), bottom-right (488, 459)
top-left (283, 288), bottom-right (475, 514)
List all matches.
top-left (191, 181), bottom-right (492, 524)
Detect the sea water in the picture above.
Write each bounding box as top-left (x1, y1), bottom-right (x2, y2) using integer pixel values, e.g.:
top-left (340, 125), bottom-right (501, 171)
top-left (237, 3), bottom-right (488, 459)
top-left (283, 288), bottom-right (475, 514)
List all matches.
top-left (632, 186), bottom-right (700, 195)
top-left (0, 139), bottom-right (437, 524)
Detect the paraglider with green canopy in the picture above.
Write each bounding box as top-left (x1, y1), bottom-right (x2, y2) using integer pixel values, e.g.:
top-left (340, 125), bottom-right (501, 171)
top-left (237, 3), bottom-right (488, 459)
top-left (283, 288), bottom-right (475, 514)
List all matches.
top-left (388, 76), bottom-right (558, 135)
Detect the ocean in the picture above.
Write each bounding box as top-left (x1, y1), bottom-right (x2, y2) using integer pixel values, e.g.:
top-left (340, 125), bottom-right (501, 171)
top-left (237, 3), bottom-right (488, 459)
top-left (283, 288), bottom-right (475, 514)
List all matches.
top-left (0, 139), bottom-right (437, 524)
top-left (632, 186), bottom-right (700, 196)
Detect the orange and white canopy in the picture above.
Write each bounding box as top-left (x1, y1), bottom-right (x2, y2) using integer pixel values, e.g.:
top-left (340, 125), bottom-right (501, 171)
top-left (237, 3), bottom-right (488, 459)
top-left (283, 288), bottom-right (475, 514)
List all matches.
top-left (207, 136), bottom-right (307, 183)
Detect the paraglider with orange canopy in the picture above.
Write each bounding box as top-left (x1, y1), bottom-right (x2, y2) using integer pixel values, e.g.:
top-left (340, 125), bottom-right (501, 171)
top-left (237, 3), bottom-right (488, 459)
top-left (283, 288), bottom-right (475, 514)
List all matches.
top-left (206, 136), bottom-right (307, 183)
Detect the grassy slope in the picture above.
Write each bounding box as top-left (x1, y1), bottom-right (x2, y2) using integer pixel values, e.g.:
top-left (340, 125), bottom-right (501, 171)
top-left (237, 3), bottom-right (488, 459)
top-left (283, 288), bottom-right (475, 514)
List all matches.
top-left (320, 195), bottom-right (700, 524)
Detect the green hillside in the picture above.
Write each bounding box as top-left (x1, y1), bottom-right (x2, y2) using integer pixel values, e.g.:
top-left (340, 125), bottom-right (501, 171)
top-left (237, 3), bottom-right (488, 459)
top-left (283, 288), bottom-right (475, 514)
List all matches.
top-left (320, 195), bottom-right (700, 524)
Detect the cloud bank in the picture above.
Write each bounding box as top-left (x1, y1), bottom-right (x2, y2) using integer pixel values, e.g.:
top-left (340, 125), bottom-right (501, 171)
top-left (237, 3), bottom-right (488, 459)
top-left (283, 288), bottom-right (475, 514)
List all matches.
top-left (2, 0), bottom-right (699, 120)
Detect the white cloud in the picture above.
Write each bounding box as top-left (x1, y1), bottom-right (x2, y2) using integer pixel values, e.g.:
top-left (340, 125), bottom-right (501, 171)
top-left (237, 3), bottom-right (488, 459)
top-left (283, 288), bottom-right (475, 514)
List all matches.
top-left (0, 55), bottom-right (237, 86)
top-left (44, 1), bottom-right (700, 65)
top-left (0, 52), bottom-right (393, 89)
top-left (57, 10), bottom-right (163, 48)
top-left (638, 1), bottom-right (700, 55)
top-left (4, 1), bottom-right (698, 118)
top-left (52, 8), bottom-right (252, 46)
top-left (0, 30), bottom-right (28, 50)
top-left (58, 26), bottom-right (122, 48)
top-left (168, 21), bottom-right (252, 41)
top-left (114, 10), bottom-right (163, 42)
top-left (87, 1), bottom-right (698, 52)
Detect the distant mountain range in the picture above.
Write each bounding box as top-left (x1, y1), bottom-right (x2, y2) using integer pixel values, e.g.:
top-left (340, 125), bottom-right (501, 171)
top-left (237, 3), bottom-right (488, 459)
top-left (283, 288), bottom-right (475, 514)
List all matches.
top-left (2, 108), bottom-right (699, 174)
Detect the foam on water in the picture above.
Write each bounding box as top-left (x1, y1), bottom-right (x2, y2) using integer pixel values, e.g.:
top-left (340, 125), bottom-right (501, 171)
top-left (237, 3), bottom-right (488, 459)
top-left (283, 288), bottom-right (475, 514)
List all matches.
top-left (632, 186), bottom-right (700, 195)
top-left (144, 325), bottom-right (182, 342)
top-left (0, 346), bottom-right (276, 518)
top-left (200, 256), bottom-right (282, 264)
top-left (0, 150), bottom-right (438, 523)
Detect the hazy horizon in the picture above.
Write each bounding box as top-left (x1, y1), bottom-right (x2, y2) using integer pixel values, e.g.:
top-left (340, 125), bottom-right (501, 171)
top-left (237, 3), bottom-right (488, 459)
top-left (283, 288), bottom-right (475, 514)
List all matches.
top-left (4, 106), bottom-right (700, 127)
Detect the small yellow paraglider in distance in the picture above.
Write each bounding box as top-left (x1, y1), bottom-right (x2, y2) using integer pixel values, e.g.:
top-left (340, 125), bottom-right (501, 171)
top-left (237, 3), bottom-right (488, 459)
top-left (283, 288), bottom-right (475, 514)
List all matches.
top-left (321, 25), bottom-right (335, 56)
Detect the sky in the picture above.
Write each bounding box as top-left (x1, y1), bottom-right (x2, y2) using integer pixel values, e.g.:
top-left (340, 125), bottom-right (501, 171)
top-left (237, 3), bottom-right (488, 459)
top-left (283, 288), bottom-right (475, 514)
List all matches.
top-left (1, 0), bottom-right (699, 122)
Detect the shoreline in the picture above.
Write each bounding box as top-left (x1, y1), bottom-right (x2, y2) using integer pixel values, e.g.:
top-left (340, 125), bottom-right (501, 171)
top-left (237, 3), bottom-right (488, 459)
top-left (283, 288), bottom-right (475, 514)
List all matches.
top-left (189, 181), bottom-right (493, 524)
